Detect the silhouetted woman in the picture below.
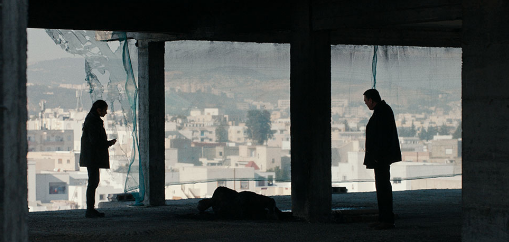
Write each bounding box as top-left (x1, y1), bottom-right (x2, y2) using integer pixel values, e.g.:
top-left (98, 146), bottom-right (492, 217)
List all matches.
top-left (80, 100), bottom-right (116, 218)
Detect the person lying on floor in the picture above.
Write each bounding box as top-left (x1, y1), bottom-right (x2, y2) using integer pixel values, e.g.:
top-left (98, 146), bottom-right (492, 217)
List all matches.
top-left (197, 186), bottom-right (282, 220)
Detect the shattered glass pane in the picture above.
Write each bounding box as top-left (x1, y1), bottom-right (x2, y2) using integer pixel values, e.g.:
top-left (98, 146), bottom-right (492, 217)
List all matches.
top-left (46, 30), bottom-right (144, 203)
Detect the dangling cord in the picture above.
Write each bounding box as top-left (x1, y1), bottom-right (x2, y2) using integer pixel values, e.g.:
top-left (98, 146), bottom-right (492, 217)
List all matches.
top-left (372, 45), bottom-right (378, 89)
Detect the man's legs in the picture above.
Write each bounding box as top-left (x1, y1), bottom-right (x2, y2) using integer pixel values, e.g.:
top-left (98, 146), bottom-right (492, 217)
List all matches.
top-left (374, 165), bottom-right (394, 225)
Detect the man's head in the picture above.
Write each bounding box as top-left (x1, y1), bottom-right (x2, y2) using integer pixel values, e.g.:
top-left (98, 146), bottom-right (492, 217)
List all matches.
top-left (363, 89), bottom-right (381, 110)
top-left (90, 100), bottom-right (108, 117)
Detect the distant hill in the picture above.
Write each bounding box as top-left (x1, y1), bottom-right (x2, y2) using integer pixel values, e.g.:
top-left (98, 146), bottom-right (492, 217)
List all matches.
top-left (27, 84), bottom-right (92, 115)
top-left (166, 92), bottom-right (240, 116)
top-left (27, 58), bottom-right (86, 85)
top-left (165, 41), bottom-right (290, 80)
top-left (26, 43), bottom-right (461, 115)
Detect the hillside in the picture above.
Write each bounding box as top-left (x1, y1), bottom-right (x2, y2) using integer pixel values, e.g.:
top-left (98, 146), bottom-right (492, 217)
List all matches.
top-left (26, 43), bottom-right (461, 115)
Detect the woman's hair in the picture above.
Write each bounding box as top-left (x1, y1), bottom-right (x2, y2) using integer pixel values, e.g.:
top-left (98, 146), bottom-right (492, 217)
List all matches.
top-left (363, 89), bottom-right (382, 103)
top-left (90, 100), bottom-right (108, 113)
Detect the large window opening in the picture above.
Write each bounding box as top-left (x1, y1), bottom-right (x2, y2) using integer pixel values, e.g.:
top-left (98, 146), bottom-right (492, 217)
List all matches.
top-left (331, 45), bottom-right (462, 193)
top-left (27, 29), bottom-right (291, 211)
top-left (27, 28), bottom-right (461, 212)
top-left (163, 41), bottom-right (291, 199)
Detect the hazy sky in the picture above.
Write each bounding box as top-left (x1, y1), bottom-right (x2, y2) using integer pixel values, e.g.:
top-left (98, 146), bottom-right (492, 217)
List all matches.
top-left (27, 28), bottom-right (79, 64)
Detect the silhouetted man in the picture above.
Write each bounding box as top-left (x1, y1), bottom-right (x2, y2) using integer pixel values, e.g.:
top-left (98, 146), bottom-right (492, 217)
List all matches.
top-left (80, 100), bottom-right (116, 218)
top-left (363, 89), bottom-right (401, 230)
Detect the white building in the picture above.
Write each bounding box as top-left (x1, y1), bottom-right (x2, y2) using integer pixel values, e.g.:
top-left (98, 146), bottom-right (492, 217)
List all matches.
top-left (165, 166), bottom-right (288, 200)
top-left (268, 122), bottom-right (291, 148)
top-left (332, 152), bottom-right (461, 193)
top-left (230, 145), bottom-right (282, 172)
top-left (228, 125), bottom-right (248, 143)
top-left (187, 108), bottom-right (223, 127)
top-left (204, 108), bottom-right (219, 116)
top-left (27, 151), bottom-right (79, 172)
top-left (183, 126), bottom-right (217, 143)
top-left (27, 130), bottom-right (74, 152)
top-left (29, 169), bottom-right (125, 212)
top-left (177, 166), bottom-right (257, 198)
top-left (277, 99), bottom-right (290, 109)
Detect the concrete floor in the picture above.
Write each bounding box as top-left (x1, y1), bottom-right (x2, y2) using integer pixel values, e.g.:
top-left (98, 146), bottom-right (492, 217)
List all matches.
top-left (28, 189), bottom-right (461, 242)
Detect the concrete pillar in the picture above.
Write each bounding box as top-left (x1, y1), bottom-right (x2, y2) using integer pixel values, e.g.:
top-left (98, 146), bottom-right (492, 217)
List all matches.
top-left (462, 1), bottom-right (509, 241)
top-left (290, 0), bottom-right (332, 222)
top-left (138, 40), bottom-right (166, 206)
top-left (0, 0), bottom-right (28, 241)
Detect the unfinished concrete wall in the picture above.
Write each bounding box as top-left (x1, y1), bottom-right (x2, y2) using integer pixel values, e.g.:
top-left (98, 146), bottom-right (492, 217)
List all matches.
top-left (0, 0), bottom-right (28, 241)
top-left (290, 0), bottom-right (332, 222)
top-left (462, 0), bottom-right (509, 241)
top-left (138, 40), bottom-right (166, 206)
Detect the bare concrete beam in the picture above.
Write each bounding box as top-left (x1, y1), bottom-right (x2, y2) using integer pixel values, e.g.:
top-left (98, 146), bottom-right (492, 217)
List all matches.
top-left (313, 0), bottom-right (462, 30)
top-left (27, 0), bottom-right (291, 34)
top-left (291, 0), bottom-right (332, 222)
top-left (28, 0), bottom-right (463, 48)
top-left (138, 41), bottom-right (166, 206)
top-left (28, 0), bottom-right (194, 32)
top-left (171, 31), bottom-right (291, 44)
top-left (462, 0), bottom-right (509, 241)
top-left (97, 31), bottom-right (292, 44)
top-left (0, 0), bottom-right (28, 241)
top-left (330, 28), bottom-right (461, 47)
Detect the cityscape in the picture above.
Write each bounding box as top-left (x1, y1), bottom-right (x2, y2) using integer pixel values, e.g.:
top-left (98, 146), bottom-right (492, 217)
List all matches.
top-left (27, 34), bottom-right (462, 212)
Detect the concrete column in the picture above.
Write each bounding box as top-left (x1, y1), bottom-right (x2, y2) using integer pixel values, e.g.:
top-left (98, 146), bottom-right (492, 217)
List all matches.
top-left (0, 0), bottom-right (28, 241)
top-left (138, 40), bottom-right (166, 206)
top-left (462, 1), bottom-right (509, 241)
top-left (290, 0), bottom-right (332, 222)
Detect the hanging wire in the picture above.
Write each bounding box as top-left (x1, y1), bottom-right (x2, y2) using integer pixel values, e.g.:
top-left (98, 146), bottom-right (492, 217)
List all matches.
top-left (372, 45), bottom-right (378, 89)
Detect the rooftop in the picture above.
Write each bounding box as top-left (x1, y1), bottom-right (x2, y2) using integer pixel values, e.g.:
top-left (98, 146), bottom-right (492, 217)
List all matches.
top-left (29, 189), bottom-right (461, 241)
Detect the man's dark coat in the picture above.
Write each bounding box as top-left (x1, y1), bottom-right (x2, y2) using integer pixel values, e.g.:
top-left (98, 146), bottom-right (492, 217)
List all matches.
top-left (80, 111), bottom-right (112, 168)
top-left (364, 100), bottom-right (402, 169)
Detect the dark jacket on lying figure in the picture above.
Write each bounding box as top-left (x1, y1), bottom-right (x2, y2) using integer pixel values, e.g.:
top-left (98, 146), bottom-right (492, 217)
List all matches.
top-left (198, 186), bottom-right (281, 220)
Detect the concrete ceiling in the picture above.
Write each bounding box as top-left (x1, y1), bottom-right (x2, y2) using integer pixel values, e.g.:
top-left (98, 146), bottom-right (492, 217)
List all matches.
top-left (28, 0), bottom-right (462, 47)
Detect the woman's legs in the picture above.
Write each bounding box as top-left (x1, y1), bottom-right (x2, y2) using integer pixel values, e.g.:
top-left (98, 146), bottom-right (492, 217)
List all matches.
top-left (86, 167), bottom-right (100, 212)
